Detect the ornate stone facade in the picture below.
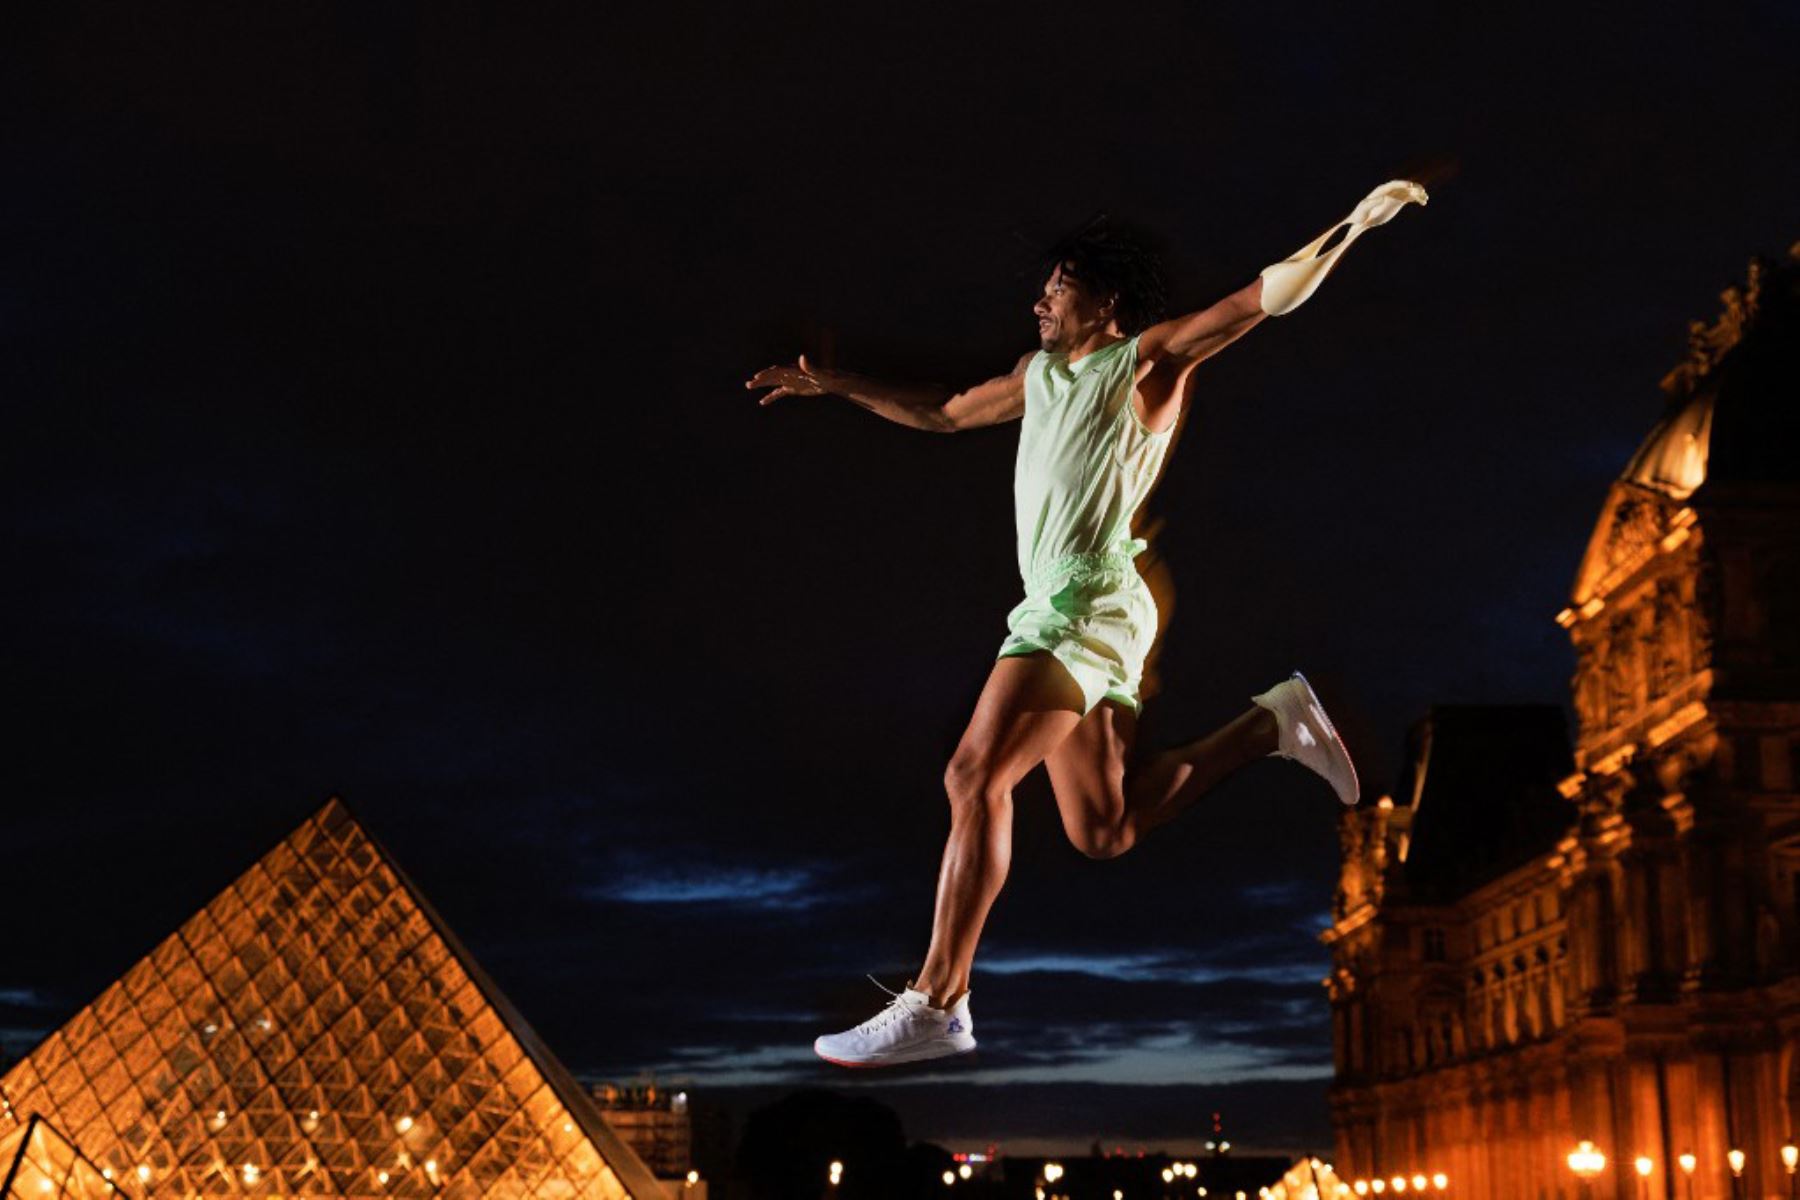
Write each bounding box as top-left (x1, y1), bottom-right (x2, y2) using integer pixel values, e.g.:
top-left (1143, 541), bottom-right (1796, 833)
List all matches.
top-left (1325, 245), bottom-right (1800, 1199)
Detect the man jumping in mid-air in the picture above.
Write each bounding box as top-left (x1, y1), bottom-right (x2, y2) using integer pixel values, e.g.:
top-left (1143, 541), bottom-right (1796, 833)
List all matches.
top-left (746, 179), bottom-right (1428, 1067)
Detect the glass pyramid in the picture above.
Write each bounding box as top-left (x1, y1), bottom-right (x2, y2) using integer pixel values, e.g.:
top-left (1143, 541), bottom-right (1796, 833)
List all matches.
top-left (0, 800), bottom-right (663, 1200)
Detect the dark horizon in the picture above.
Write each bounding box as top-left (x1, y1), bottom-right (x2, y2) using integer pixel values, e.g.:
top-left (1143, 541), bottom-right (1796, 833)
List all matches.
top-left (7, 0), bottom-right (1798, 1155)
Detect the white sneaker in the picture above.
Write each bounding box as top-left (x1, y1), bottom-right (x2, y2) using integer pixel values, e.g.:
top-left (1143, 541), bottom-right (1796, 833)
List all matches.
top-left (1252, 671), bottom-right (1360, 806)
top-left (813, 979), bottom-right (977, 1068)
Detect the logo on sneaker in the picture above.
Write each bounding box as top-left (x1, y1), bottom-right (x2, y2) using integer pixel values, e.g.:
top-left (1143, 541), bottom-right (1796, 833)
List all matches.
top-left (946, 1018), bottom-right (964, 1034)
top-left (1296, 722), bottom-right (1317, 748)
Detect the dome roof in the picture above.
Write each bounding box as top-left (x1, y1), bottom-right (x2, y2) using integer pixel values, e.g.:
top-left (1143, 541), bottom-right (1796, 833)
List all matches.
top-left (1631, 244), bottom-right (1800, 498)
top-left (1571, 244), bottom-right (1799, 607)
top-left (1621, 390), bottom-right (1712, 500)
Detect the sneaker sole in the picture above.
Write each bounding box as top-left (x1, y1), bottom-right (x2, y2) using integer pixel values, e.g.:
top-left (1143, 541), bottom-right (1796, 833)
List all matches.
top-left (815, 1038), bottom-right (978, 1069)
top-left (1290, 670), bottom-right (1359, 806)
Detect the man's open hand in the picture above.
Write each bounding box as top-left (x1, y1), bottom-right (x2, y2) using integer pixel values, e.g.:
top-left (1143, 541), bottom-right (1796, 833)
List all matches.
top-left (746, 354), bottom-right (833, 405)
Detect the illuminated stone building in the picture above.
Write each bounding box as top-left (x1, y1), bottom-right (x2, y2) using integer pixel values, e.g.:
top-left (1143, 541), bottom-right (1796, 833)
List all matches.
top-left (0, 800), bottom-right (666, 1200)
top-left (1324, 245), bottom-right (1800, 1199)
top-left (586, 1086), bottom-right (690, 1181)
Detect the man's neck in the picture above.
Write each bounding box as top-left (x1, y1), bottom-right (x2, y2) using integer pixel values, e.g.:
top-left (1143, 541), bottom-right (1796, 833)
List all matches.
top-left (1064, 330), bottom-right (1126, 365)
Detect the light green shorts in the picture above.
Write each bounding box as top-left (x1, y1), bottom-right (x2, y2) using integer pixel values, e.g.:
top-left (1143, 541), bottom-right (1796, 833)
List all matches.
top-left (997, 549), bottom-right (1159, 715)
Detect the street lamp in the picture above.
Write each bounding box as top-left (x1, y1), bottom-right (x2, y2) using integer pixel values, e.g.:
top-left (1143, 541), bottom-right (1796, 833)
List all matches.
top-left (1634, 1157), bottom-right (1653, 1200)
top-left (1677, 1152), bottom-right (1696, 1200)
top-left (1431, 1175), bottom-right (1447, 1192)
top-left (1568, 1141), bottom-right (1606, 1200)
top-left (1783, 1140), bottom-right (1799, 1200)
top-left (828, 1160), bottom-right (844, 1190)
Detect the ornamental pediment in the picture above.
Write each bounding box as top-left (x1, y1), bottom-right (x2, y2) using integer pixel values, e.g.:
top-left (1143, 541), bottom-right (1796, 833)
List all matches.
top-left (1571, 483), bottom-right (1683, 608)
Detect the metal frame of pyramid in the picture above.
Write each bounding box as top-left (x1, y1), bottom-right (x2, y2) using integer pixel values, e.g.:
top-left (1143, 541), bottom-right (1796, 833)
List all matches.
top-left (0, 800), bottom-right (665, 1200)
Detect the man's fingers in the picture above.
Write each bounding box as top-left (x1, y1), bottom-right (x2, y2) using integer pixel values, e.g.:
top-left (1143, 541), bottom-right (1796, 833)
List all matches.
top-left (759, 387), bottom-right (792, 406)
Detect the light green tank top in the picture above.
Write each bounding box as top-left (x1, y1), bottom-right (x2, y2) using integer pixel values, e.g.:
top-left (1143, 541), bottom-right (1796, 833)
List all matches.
top-left (1014, 334), bottom-right (1173, 586)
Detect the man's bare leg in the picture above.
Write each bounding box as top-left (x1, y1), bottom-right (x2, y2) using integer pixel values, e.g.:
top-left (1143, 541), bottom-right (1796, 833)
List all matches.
top-left (1045, 701), bottom-right (1279, 859)
top-left (910, 653), bottom-right (1086, 1007)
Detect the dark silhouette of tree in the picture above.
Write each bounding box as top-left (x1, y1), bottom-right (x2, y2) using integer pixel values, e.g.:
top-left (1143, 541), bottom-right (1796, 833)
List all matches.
top-left (734, 1090), bottom-right (915, 1200)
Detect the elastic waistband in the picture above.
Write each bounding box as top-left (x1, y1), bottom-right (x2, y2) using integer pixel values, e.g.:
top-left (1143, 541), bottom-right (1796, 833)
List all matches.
top-left (1023, 538), bottom-right (1148, 591)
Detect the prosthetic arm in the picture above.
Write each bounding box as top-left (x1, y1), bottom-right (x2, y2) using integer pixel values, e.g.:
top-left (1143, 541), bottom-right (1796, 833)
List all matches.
top-left (1258, 179), bottom-right (1428, 316)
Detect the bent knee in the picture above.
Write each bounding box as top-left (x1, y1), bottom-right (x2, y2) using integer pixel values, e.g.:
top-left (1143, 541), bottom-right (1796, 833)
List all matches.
top-left (1068, 821), bottom-right (1135, 860)
top-left (944, 755), bottom-right (1009, 813)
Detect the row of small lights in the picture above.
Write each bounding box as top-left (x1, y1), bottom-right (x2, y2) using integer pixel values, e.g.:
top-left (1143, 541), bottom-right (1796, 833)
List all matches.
top-left (1346, 1175), bottom-right (1449, 1194)
top-left (1565, 1140), bottom-right (1800, 1180)
top-left (88, 1107), bottom-right (597, 1189)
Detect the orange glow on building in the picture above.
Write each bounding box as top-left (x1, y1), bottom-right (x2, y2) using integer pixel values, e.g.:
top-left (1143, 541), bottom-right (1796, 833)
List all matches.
top-left (1323, 246), bottom-right (1800, 1198)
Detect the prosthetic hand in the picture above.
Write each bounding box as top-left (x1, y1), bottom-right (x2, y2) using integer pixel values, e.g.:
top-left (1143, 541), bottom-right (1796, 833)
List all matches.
top-left (1258, 179), bottom-right (1428, 316)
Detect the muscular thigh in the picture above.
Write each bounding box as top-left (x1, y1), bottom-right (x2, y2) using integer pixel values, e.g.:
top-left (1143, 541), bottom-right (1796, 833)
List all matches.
top-left (949, 654), bottom-right (1086, 791)
top-left (1044, 699), bottom-right (1138, 835)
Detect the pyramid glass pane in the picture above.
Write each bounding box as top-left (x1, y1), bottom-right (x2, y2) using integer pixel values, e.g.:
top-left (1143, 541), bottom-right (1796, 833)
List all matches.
top-left (0, 1116), bottom-right (126, 1200)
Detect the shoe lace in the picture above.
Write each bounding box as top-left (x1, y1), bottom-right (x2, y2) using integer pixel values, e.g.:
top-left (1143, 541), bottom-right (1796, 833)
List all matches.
top-left (854, 976), bottom-right (923, 1035)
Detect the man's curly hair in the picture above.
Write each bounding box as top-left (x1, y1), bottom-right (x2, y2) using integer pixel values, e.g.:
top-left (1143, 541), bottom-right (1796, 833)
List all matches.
top-left (1040, 215), bottom-right (1169, 336)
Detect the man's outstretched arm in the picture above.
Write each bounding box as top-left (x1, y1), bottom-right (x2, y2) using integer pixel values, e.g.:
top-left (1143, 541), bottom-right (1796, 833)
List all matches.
top-left (745, 351), bottom-right (1034, 433)
top-left (1136, 278), bottom-right (1267, 369)
top-left (1138, 179), bottom-right (1428, 369)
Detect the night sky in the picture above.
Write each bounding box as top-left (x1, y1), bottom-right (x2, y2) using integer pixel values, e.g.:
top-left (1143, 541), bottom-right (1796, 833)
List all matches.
top-left (7, 0), bottom-right (1798, 1157)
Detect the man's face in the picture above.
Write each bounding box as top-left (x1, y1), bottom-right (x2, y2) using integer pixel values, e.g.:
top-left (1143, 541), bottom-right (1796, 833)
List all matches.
top-left (1033, 263), bottom-right (1113, 352)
